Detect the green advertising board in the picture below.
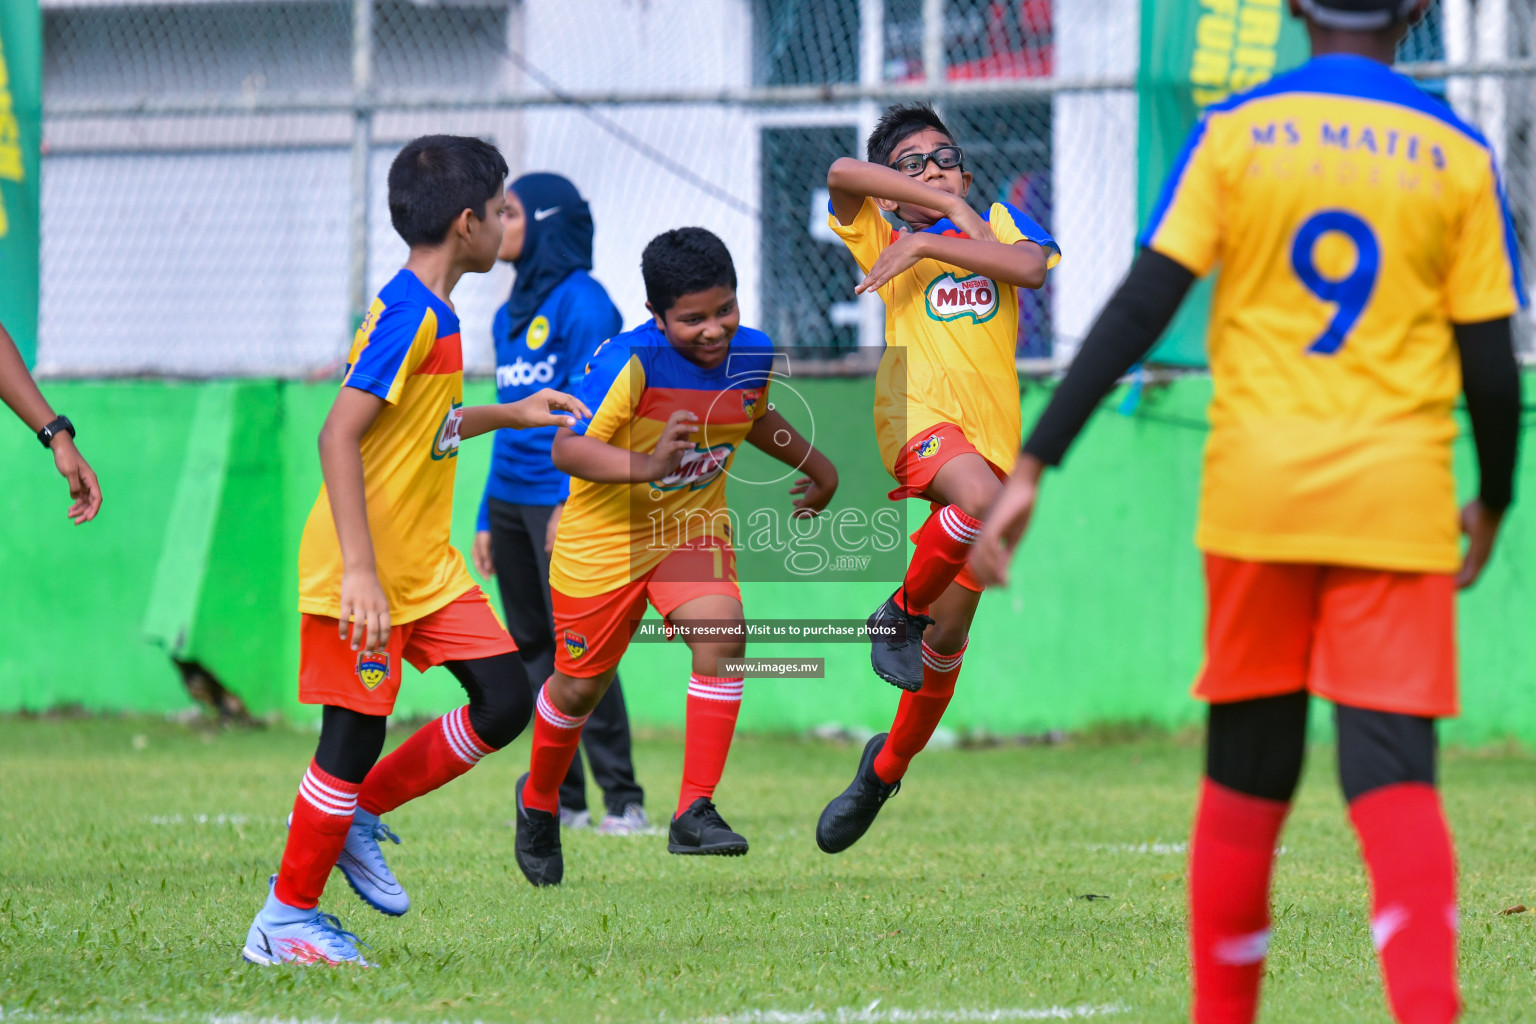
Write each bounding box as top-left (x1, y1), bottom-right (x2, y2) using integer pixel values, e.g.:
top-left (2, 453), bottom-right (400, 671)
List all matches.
top-left (0, 0), bottom-right (40, 366)
top-left (1137, 1), bottom-right (1310, 365)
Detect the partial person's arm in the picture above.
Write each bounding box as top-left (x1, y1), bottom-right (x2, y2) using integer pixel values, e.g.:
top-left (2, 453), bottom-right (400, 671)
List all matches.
top-left (1453, 316), bottom-right (1521, 588)
top-left (458, 388), bottom-right (591, 441)
top-left (746, 408), bottom-right (839, 517)
top-left (858, 232), bottom-right (1048, 294)
top-left (826, 157), bottom-right (994, 240)
top-left (551, 409), bottom-right (699, 484)
top-left (318, 387), bottom-right (390, 651)
top-left (968, 249), bottom-right (1197, 586)
top-left (0, 321), bottom-right (102, 523)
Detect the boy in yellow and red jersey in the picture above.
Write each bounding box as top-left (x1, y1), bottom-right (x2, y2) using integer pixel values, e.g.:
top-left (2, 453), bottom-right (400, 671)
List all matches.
top-left (241, 135), bottom-right (589, 967)
top-left (973, 3), bottom-right (1524, 1021)
top-left (815, 103), bottom-right (1060, 854)
top-left (512, 227), bottom-right (839, 886)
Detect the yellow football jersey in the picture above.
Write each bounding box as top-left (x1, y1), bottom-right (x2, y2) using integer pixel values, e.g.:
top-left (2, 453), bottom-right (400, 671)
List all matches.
top-left (829, 197), bottom-right (1061, 475)
top-left (549, 322), bottom-right (775, 598)
top-left (298, 269), bottom-right (476, 622)
top-left (1144, 55), bottom-right (1525, 573)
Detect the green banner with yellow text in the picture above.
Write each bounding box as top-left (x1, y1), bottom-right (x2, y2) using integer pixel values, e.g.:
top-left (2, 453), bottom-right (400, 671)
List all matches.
top-left (1137, 0), bottom-right (1310, 365)
top-left (0, 0), bottom-right (41, 366)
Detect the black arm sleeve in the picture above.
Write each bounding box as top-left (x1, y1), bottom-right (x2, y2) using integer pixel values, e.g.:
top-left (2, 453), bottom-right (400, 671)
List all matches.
top-left (1455, 316), bottom-right (1521, 513)
top-left (1022, 249), bottom-right (1197, 466)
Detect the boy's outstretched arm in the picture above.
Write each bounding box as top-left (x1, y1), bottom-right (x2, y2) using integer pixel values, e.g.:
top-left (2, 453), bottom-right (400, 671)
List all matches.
top-left (746, 408), bottom-right (838, 517)
top-left (858, 232), bottom-right (1048, 294)
top-left (827, 158), bottom-right (991, 239)
top-left (0, 321), bottom-right (102, 523)
top-left (319, 387), bottom-right (391, 652)
top-left (551, 410), bottom-right (699, 484)
top-left (969, 248), bottom-right (1197, 586)
top-left (458, 387), bottom-right (591, 440)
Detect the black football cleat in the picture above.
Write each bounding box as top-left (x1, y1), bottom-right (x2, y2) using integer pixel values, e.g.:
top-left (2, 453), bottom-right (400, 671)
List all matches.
top-left (816, 733), bottom-right (900, 854)
top-left (514, 773), bottom-right (563, 887)
top-left (867, 592), bottom-right (934, 691)
top-left (667, 798), bottom-right (749, 856)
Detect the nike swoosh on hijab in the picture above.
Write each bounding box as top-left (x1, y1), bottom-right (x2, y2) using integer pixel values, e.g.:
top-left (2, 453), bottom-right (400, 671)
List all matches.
top-left (534, 206), bottom-right (562, 221)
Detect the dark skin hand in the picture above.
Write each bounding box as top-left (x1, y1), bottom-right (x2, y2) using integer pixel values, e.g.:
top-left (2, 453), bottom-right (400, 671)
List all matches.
top-left (0, 322), bottom-right (102, 524)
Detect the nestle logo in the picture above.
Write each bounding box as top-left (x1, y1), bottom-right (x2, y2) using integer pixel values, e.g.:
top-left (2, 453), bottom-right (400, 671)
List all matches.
top-left (654, 443), bottom-right (734, 491)
top-left (924, 271), bottom-right (999, 324)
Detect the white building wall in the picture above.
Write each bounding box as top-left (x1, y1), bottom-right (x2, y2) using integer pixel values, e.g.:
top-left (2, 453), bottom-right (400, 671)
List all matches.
top-left (1050, 0), bottom-right (1139, 361)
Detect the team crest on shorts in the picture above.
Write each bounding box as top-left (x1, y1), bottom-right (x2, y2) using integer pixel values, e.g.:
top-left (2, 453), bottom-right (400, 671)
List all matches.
top-left (914, 435), bottom-right (943, 459)
top-left (564, 630), bottom-right (588, 661)
top-left (356, 652), bottom-right (391, 690)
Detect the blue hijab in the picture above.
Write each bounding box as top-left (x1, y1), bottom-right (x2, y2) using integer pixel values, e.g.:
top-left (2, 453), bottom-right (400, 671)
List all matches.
top-left (504, 172), bottom-right (595, 347)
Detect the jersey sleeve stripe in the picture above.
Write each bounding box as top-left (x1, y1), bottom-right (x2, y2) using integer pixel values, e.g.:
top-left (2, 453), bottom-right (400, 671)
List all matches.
top-left (413, 331), bottom-right (464, 376)
top-left (1139, 117), bottom-right (1209, 249)
top-left (997, 201), bottom-right (1062, 267)
top-left (1495, 164), bottom-right (1530, 309)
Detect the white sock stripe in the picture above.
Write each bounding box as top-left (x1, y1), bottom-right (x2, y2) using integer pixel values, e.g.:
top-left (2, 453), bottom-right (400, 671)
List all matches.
top-left (301, 768), bottom-right (356, 802)
top-left (938, 506), bottom-right (981, 544)
top-left (688, 675), bottom-right (745, 701)
top-left (536, 687), bottom-right (588, 730)
top-left (441, 707), bottom-right (485, 766)
top-left (458, 706), bottom-right (492, 756)
top-left (694, 681), bottom-right (746, 696)
top-left (298, 775), bottom-right (357, 817)
top-left (920, 639), bottom-right (967, 671)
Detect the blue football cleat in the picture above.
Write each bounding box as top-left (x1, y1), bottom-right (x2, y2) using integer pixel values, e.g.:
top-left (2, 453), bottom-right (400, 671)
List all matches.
top-left (335, 808), bottom-right (409, 916)
top-left (242, 877), bottom-right (371, 967)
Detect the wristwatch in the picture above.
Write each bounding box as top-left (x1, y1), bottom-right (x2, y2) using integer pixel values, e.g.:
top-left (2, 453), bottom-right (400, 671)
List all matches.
top-left (37, 415), bottom-right (76, 449)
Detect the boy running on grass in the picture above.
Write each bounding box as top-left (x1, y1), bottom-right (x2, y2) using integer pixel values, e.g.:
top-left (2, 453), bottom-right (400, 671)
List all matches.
top-left (816, 103), bottom-right (1059, 854)
top-left (513, 227), bottom-right (838, 886)
top-left (972, 2), bottom-right (1523, 1020)
top-left (242, 135), bottom-right (589, 967)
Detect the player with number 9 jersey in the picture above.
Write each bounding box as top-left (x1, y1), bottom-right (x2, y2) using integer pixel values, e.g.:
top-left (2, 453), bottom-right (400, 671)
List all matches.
top-left (993, 18), bottom-right (1527, 1022)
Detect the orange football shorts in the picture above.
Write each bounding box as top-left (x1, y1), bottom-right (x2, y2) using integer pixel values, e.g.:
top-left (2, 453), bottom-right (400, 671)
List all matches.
top-left (299, 586), bottom-right (517, 716)
top-left (892, 423), bottom-right (1006, 593)
top-left (552, 538), bottom-right (742, 679)
top-left (1195, 553), bottom-right (1457, 718)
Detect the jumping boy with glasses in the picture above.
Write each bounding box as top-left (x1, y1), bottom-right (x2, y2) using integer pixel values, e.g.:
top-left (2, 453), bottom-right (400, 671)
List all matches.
top-left (814, 102), bottom-right (1060, 854)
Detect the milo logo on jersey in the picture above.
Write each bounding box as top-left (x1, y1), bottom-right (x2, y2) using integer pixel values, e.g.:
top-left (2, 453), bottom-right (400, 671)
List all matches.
top-left (653, 443), bottom-right (735, 491)
top-left (924, 271), bottom-right (999, 324)
top-left (430, 401), bottom-right (464, 461)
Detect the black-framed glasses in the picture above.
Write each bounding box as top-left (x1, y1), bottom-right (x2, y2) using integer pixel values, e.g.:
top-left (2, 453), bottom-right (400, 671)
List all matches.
top-left (889, 145), bottom-right (964, 177)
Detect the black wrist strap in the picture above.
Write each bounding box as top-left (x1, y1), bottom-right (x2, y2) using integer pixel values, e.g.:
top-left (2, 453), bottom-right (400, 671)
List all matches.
top-left (37, 415), bottom-right (75, 449)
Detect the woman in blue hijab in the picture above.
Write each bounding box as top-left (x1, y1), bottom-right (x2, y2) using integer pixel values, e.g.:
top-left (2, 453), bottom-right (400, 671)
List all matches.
top-left (472, 172), bottom-right (646, 834)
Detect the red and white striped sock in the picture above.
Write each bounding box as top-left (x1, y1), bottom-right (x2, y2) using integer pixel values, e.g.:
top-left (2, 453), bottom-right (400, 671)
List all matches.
top-left (897, 504), bottom-right (982, 616)
top-left (677, 674), bottom-right (744, 817)
top-left (357, 705), bottom-right (493, 816)
top-left (274, 760), bottom-right (359, 909)
top-left (524, 682), bottom-right (590, 815)
top-left (873, 639), bottom-right (965, 784)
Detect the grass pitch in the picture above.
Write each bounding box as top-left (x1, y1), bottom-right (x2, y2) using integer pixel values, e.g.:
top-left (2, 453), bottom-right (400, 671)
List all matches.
top-left (2, 717), bottom-right (1536, 1023)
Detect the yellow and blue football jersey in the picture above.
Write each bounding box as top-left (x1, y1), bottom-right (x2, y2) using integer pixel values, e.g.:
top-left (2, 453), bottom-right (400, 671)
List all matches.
top-left (1144, 55), bottom-right (1525, 573)
top-left (298, 269), bottom-right (476, 622)
top-left (829, 197), bottom-right (1060, 476)
top-left (549, 322), bottom-right (775, 597)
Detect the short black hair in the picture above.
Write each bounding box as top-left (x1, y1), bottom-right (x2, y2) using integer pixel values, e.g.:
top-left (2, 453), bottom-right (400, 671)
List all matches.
top-left (387, 135), bottom-right (509, 247)
top-left (866, 102), bottom-right (956, 166)
top-left (641, 227), bottom-right (737, 315)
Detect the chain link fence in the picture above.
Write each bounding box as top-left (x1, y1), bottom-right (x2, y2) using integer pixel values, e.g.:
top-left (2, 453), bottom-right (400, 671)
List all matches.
top-left (35, 0), bottom-right (1536, 377)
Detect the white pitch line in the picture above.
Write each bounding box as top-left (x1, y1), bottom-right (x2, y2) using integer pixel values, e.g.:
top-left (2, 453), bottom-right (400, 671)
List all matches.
top-left (692, 1003), bottom-right (1128, 1023)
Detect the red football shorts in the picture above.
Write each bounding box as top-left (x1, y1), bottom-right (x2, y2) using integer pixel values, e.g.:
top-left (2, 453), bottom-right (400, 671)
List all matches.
top-left (299, 586), bottom-right (517, 715)
top-left (892, 423), bottom-right (1006, 593)
top-left (552, 539), bottom-right (742, 679)
top-left (1195, 554), bottom-right (1458, 718)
